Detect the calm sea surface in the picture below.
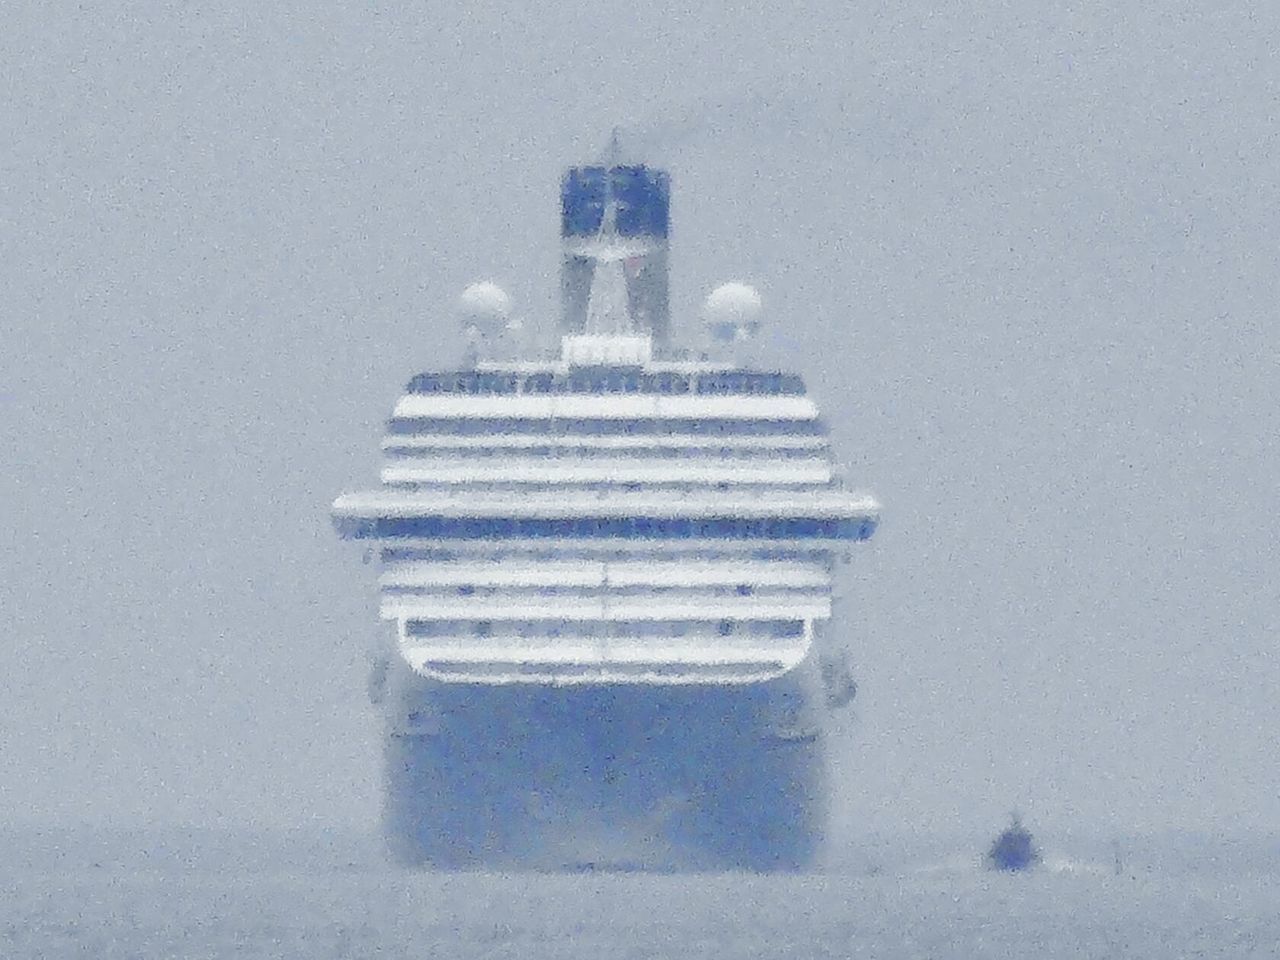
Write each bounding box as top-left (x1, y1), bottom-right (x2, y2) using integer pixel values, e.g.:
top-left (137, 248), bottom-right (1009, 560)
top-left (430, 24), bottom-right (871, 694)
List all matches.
top-left (5, 847), bottom-right (1278, 959)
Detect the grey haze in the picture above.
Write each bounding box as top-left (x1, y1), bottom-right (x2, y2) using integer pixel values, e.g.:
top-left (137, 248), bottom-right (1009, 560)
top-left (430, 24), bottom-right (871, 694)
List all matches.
top-left (1, 1), bottom-right (1277, 848)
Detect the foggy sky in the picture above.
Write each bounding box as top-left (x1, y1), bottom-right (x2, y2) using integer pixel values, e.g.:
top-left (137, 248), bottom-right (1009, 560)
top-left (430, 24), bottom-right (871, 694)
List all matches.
top-left (3, 1), bottom-right (1278, 840)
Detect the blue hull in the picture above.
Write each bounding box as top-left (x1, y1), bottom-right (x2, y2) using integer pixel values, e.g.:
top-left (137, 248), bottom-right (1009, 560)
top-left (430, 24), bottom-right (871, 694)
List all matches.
top-left (381, 663), bottom-right (828, 871)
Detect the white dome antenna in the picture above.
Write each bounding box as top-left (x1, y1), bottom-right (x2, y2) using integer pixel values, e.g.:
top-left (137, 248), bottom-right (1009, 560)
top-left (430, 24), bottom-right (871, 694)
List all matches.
top-left (458, 282), bottom-right (512, 361)
top-left (702, 283), bottom-right (763, 344)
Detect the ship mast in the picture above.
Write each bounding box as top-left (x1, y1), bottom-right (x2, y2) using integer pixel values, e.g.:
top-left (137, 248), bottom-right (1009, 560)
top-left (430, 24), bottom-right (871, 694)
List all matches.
top-left (582, 193), bottom-right (638, 337)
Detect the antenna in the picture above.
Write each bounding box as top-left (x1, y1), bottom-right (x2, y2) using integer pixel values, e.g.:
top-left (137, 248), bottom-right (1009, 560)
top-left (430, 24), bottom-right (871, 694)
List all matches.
top-left (603, 126), bottom-right (624, 166)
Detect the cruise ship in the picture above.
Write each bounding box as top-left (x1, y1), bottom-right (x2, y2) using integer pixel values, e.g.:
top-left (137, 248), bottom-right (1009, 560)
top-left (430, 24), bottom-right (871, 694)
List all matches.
top-left (331, 161), bottom-right (880, 870)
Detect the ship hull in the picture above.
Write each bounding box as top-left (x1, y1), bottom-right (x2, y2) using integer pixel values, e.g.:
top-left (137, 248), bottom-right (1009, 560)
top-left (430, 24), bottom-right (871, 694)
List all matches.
top-left (381, 660), bottom-right (828, 871)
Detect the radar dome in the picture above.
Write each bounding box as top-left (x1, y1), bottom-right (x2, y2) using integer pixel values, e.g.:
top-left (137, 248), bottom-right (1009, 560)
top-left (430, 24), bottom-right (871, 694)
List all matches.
top-left (702, 283), bottom-right (763, 343)
top-left (458, 282), bottom-right (512, 340)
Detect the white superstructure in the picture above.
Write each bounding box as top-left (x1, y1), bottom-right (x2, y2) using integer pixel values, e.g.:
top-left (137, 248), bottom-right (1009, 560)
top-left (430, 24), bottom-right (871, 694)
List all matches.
top-left (332, 344), bottom-right (878, 685)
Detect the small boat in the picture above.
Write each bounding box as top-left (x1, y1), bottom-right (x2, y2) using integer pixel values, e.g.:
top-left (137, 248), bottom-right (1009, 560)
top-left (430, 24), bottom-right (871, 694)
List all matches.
top-left (986, 814), bottom-right (1041, 872)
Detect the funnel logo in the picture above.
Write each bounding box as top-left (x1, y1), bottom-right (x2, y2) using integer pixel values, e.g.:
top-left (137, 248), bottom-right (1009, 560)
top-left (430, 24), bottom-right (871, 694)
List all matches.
top-left (561, 165), bottom-right (671, 345)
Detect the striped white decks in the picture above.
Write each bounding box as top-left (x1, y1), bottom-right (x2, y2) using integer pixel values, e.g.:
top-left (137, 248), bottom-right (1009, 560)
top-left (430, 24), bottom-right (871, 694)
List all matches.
top-left (391, 394), bottom-right (820, 421)
top-left (333, 356), bottom-right (878, 685)
top-left (334, 488), bottom-right (875, 519)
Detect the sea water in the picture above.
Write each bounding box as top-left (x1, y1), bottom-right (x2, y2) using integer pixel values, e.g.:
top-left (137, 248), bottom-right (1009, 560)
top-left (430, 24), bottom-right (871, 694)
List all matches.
top-left (4, 833), bottom-right (1278, 958)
